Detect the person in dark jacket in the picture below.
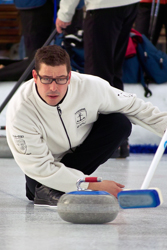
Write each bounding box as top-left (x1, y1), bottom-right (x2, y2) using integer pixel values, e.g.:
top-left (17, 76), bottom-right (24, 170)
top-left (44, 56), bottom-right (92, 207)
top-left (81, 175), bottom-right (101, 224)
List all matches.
top-left (14, 0), bottom-right (84, 57)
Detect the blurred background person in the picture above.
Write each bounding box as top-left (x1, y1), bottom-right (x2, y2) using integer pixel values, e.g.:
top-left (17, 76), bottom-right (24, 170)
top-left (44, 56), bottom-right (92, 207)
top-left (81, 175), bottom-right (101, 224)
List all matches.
top-left (135, 0), bottom-right (167, 50)
top-left (14, 0), bottom-right (84, 57)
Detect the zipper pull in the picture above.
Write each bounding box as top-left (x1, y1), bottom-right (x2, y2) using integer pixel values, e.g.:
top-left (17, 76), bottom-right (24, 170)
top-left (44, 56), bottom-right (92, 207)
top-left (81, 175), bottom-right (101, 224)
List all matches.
top-left (160, 58), bottom-right (163, 69)
top-left (144, 51), bottom-right (148, 61)
top-left (57, 105), bottom-right (62, 115)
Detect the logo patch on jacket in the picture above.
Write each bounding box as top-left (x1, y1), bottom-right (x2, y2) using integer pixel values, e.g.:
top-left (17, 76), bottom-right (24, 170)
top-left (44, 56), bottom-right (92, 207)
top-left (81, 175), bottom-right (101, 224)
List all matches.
top-left (13, 135), bottom-right (27, 154)
top-left (75, 108), bottom-right (87, 128)
top-left (118, 91), bottom-right (134, 98)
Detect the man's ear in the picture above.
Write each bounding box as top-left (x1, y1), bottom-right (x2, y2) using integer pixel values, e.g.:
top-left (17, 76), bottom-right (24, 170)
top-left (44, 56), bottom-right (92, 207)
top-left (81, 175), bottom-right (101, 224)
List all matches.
top-left (32, 69), bottom-right (37, 83)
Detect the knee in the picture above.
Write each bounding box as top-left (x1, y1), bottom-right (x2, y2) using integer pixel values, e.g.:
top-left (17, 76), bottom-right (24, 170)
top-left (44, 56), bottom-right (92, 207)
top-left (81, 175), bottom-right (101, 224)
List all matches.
top-left (113, 113), bottom-right (132, 138)
top-left (101, 113), bottom-right (132, 138)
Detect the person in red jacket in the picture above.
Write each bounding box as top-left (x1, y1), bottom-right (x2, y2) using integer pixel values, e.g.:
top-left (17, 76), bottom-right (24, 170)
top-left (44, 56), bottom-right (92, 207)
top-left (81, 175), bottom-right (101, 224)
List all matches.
top-left (135, 0), bottom-right (167, 47)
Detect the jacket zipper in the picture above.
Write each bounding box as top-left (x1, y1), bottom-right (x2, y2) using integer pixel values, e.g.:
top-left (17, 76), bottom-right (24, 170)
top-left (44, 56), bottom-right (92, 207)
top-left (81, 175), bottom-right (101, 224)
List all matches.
top-left (57, 105), bottom-right (74, 152)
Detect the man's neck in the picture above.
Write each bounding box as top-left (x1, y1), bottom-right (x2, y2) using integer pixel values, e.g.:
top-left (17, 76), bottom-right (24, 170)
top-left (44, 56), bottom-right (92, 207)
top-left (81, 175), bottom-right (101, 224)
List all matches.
top-left (35, 84), bottom-right (68, 106)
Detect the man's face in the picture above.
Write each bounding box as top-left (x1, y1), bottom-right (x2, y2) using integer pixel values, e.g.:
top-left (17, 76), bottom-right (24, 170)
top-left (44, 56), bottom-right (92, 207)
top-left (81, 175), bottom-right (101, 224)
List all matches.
top-left (32, 63), bottom-right (71, 106)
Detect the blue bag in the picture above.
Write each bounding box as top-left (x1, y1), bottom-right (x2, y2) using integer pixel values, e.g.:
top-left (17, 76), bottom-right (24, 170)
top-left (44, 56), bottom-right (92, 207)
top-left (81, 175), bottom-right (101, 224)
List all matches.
top-left (137, 34), bottom-right (167, 84)
top-left (122, 55), bottom-right (152, 97)
top-left (123, 34), bottom-right (167, 97)
top-left (61, 31), bottom-right (84, 73)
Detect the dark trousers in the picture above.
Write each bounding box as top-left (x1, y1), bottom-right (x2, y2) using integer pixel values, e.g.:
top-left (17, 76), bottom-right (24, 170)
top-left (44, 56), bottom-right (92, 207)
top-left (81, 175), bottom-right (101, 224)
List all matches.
top-left (20, 0), bottom-right (54, 57)
top-left (20, 0), bottom-right (83, 58)
top-left (26, 113), bottom-right (132, 200)
top-left (135, 3), bottom-right (167, 46)
top-left (84, 3), bottom-right (139, 90)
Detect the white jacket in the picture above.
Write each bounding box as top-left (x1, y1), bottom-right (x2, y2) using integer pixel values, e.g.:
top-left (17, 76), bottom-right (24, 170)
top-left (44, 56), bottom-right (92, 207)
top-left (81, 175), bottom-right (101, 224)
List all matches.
top-left (6, 72), bottom-right (167, 192)
top-left (58, 0), bottom-right (140, 22)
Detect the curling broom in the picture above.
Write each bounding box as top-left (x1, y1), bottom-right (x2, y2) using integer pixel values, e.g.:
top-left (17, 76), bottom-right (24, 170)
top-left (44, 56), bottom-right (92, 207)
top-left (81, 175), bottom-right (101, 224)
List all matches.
top-left (117, 129), bottom-right (167, 209)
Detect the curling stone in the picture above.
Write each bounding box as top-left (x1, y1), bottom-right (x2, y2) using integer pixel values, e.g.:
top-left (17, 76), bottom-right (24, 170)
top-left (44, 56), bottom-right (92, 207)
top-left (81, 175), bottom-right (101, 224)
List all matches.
top-left (57, 177), bottom-right (119, 224)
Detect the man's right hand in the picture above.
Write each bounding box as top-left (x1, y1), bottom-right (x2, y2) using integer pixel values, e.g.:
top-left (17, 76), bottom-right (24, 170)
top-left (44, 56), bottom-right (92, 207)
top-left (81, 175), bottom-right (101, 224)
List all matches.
top-left (56, 18), bottom-right (71, 33)
top-left (88, 180), bottom-right (125, 198)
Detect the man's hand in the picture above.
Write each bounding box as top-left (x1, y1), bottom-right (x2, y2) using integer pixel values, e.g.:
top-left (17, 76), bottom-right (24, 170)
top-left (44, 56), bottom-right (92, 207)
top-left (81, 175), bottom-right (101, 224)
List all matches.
top-left (56, 18), bottom-right (71, 33)
top-left (88, 180), bottom-right (125, 198)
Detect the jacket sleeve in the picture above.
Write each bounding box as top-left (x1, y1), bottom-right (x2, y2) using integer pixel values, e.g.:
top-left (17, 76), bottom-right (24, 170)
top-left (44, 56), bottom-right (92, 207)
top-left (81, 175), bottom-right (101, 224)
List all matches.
top-left (6, 114), bottom-right (88, 193)
top-left (97, 82), bottom-right (167, 137)
top-left (57, 0), bottom-right (81, 22)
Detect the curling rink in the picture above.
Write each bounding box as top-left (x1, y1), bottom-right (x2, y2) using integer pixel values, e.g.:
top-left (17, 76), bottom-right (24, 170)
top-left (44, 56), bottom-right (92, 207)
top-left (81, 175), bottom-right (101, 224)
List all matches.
top-left (1, 82), bottom-right (167, 249)
top-left (0, 155), bottom-right (167, 250)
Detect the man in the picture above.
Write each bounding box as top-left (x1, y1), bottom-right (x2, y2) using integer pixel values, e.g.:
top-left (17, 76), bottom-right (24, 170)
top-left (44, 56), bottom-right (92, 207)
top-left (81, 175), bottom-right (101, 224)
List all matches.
top-left (6, 45), bottom-right (167, 207)
top-left (56, 0), bottom-right (139, 90)
top-left (14, 0), bottom-right (84, 57)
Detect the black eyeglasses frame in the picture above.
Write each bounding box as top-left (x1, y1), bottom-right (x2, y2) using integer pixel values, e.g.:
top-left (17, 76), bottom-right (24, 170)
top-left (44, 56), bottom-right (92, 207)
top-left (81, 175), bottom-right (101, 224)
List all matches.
top-left (37, 72), bottom-right (69, 85)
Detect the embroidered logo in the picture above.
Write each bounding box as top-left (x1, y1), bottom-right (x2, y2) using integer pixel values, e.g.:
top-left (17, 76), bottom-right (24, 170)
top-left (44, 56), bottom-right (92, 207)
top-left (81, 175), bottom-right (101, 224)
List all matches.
top-left (13, 135), bottom-right (27, 154)
top-left (118, 91), bottom-right (134, 98)
top-left (75, 108), bottom-right (87, 128)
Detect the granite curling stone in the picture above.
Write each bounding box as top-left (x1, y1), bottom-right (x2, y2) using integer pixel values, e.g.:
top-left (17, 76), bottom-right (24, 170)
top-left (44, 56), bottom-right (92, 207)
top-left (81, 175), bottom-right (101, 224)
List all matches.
top-left (57, 177), bottom-right (119, 224)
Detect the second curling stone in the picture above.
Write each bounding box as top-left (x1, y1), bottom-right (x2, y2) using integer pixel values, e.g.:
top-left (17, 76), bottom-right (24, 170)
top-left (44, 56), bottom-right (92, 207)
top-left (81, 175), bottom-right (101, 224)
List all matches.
top-left (57, 177), bottom-right (119, 224)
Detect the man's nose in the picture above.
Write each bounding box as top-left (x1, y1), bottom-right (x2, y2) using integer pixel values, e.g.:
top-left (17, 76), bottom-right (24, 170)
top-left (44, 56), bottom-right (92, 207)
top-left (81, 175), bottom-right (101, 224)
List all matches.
top-left (50, 81), bottom-right (58, 91)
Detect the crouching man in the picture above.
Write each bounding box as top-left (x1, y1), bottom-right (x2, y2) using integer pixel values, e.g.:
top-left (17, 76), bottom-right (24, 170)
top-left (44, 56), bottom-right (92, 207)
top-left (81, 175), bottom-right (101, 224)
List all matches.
top-left (6, 45), bottom-right (167, 206)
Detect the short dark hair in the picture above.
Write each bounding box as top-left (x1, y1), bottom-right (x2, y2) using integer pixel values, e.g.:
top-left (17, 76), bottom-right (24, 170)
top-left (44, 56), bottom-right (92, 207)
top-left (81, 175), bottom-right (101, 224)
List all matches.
top-left (35, 45), bottom-right (71, 73)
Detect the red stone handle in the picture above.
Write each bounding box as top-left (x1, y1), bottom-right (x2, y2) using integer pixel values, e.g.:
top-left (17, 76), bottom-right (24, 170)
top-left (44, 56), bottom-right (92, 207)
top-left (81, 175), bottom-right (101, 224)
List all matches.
top-left (84, 177), bottom-right (102, 182)
top-left (76, 177), bottom-right (102, 191)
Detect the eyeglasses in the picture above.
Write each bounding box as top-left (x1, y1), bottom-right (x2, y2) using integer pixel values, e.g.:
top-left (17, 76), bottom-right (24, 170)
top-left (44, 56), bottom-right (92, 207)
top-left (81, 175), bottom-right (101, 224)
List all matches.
top-left (37, 72), bottom-right (69, 85)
